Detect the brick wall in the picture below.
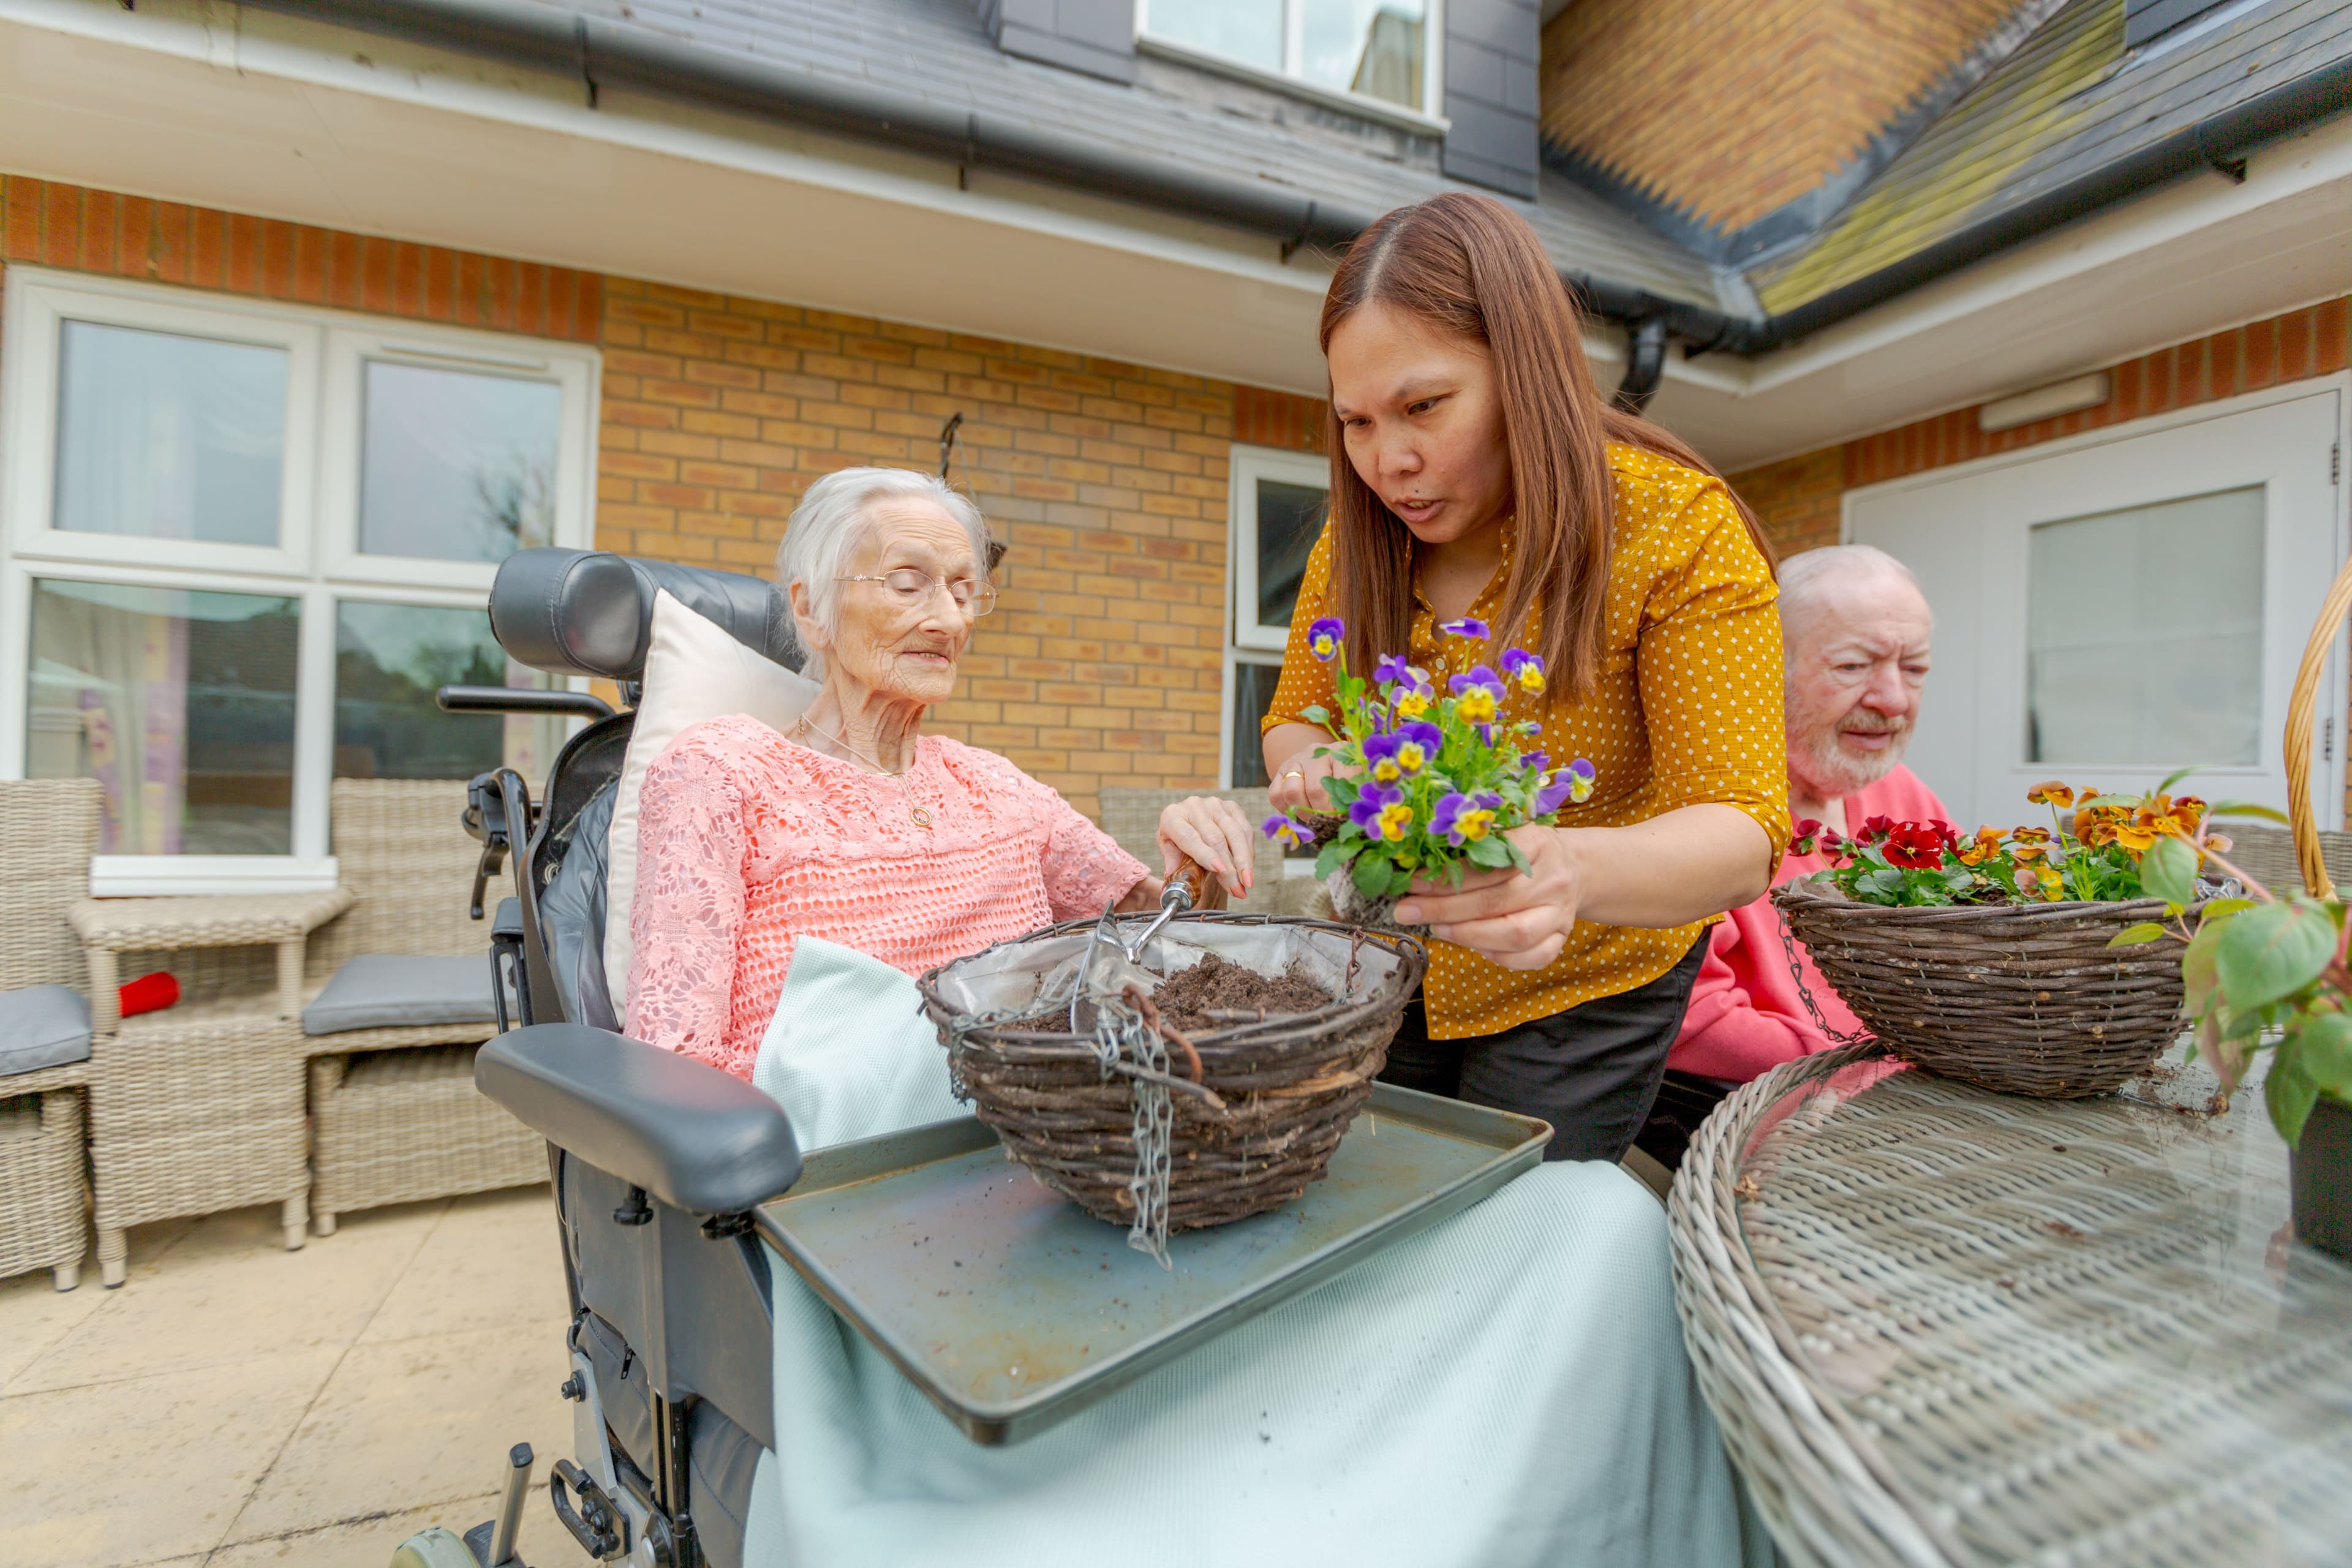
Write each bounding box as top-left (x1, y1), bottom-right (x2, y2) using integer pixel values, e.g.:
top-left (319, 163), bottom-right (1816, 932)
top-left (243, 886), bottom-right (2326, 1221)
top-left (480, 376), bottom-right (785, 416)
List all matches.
top-left (1540, 0), bottom-right (2029, 236)
top-left (1728, 296), bottom-right (2352, 554)
top-left (1, 175), bottom-right (1371, 822)
top-left (594, 277), bottom-right (1246, 820)
top-left (0, 175), bottom-right (600, 341)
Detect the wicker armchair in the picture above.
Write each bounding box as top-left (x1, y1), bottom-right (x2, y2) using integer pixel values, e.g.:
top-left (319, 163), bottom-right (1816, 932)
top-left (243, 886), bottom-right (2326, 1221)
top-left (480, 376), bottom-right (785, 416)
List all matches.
top-left (301, 779), bottom-right (546, 1236)
top-left (0, 779), bottom-right (101, 1291)
top-left (2209, 823), bottom-right (2352, 897)
top-left (1096, 786), bottom-right (1329, 918)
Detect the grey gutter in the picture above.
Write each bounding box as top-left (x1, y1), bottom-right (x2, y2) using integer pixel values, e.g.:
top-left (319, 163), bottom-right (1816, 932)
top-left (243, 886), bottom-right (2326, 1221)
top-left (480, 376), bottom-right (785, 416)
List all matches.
top-left (238, 0), bottom-right (2348, 360)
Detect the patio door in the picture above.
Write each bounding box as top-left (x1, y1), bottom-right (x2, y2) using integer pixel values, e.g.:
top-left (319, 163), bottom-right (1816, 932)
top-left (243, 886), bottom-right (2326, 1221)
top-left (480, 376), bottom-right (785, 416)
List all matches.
top-left (1848, 388), bottom-right (2346, 835)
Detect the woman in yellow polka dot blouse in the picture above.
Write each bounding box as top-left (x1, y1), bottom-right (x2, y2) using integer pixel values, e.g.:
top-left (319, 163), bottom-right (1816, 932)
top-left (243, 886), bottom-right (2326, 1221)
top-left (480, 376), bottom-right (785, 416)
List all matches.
top-left (1264, 194), bottom-right (1789, 1163)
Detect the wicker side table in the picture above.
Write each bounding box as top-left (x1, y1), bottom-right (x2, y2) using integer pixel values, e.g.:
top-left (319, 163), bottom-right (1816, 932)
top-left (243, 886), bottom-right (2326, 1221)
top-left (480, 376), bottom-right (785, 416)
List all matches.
top-left (1669, 1045), bottom-right (2352, 1567)
top-left (70, 888), bottom-right (353, 1286)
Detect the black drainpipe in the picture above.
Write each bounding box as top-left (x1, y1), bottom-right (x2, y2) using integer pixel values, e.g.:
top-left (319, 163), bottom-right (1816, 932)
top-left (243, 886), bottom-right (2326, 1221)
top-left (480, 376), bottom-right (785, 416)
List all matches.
top-left (233, 0), bottom-right (2352, 363)
top-left (1610, 317), bottom-right (1669, 414)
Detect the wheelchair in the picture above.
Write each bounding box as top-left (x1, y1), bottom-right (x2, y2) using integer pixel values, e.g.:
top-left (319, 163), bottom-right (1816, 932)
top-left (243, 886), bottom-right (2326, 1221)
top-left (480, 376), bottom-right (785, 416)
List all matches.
top-left (393, 547), bottom-right (813, 1568)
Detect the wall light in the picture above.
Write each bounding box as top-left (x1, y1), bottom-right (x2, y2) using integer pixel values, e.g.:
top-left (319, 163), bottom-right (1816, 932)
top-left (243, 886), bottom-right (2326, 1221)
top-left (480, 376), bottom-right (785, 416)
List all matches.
top-left (1978, 372), bottom-right (2113, 432)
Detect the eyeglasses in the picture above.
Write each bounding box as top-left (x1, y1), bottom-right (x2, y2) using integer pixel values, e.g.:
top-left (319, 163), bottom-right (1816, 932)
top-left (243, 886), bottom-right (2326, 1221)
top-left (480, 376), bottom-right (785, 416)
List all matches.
top-left (838, 568), bottom-right (998, 617)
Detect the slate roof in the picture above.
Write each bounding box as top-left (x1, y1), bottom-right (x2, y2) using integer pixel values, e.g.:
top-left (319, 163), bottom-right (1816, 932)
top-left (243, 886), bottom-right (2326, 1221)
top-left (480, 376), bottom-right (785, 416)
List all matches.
top-left (529, 0), bottom-right (1729, 312)
top-left (1746, 0), bottom-right (2352, 314)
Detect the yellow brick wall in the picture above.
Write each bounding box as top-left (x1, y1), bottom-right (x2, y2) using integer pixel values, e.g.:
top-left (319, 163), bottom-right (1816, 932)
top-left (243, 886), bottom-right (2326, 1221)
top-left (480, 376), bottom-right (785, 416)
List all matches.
top-left (594, 278), bottom-right (1238, 821)
top-left (1541, 0), bottom-right (2032, 235)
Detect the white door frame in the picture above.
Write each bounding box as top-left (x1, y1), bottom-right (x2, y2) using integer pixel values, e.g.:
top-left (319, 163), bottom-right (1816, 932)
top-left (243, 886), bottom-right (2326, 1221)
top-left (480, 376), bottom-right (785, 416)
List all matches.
top-left (1841, 374), bottom-right (2351, 831)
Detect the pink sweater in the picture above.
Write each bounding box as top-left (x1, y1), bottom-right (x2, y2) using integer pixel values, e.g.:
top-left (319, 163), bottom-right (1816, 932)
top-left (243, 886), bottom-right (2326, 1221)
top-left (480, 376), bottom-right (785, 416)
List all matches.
top-left (625, 714), bottom-right (1148, 1079)
top-left (1667, 765), bottom-right (1949, 1084)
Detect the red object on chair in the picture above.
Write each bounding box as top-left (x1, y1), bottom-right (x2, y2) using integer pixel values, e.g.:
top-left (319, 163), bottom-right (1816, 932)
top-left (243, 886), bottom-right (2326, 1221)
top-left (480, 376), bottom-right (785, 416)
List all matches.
top-left (118, 970), bottom-right (179, 1018)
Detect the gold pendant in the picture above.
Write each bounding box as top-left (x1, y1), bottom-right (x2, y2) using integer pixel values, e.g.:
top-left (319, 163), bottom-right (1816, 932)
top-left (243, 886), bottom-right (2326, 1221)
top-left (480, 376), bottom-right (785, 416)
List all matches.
top-left (911, 805), bottom-right (932, 828)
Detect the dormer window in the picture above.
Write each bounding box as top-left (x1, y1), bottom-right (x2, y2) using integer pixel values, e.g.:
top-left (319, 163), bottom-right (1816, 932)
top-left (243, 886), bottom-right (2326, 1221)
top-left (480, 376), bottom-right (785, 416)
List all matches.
top-left (1139, 1), bottom-right (1444, 123)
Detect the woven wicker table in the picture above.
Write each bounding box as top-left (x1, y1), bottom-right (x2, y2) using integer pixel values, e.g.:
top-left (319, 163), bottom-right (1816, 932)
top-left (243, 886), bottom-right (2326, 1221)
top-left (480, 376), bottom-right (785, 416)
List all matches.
top-left (1670, 1043), bottom-right (2352, 1568)
top-left (69, 888), bottom-right (354, 1284)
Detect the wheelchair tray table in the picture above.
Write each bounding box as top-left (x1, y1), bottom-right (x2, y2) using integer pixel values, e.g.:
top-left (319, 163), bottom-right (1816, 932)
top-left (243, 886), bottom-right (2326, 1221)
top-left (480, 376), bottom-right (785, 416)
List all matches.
top-left (753, 1081), bottom-right (1549, 1444)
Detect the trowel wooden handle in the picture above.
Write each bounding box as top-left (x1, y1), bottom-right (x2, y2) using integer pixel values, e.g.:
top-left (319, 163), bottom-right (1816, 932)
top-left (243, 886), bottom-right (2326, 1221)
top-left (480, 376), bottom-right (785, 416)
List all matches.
top-left (1167, 852), bottom-right (1226, 913)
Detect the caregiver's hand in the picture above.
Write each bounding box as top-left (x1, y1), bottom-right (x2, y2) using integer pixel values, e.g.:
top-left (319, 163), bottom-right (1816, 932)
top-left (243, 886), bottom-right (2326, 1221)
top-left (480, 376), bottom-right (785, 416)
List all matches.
top-left (1156, 795), bottom-right (1257, 905)
top-left (1265, 725), bottom-right (1351, 818)
top-left (1393, 826), bottom-right (1583, 971)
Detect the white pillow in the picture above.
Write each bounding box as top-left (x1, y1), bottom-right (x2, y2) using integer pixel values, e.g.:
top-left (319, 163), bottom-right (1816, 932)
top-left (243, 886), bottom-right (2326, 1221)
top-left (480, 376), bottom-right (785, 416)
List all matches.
top-left (604, 588), bottom-right (819, 1020)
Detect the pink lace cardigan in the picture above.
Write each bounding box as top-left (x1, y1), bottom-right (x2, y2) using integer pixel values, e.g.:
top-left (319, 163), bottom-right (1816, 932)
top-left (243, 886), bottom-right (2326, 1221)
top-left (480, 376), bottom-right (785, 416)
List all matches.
top-left (625, 713), bottom-right (1148, 1079)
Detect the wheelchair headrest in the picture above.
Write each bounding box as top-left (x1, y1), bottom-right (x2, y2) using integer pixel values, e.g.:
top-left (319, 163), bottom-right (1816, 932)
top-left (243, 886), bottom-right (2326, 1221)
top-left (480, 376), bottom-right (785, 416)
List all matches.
top-left (489, 548), bottom-right (804, 680)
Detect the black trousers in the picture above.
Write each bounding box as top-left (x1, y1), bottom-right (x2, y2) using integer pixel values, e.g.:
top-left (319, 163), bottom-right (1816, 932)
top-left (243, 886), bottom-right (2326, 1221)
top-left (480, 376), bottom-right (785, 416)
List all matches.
top-left (1379, 939), bottom-right (1706, 1163)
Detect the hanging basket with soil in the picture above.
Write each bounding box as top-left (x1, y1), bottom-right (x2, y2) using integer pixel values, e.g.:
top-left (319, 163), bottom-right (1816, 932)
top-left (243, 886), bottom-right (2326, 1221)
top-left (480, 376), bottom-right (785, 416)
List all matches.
top-left (1773, 882), bottom-right (2201, 1098)
top-left (919, 914), bottom-right (1423, 1259)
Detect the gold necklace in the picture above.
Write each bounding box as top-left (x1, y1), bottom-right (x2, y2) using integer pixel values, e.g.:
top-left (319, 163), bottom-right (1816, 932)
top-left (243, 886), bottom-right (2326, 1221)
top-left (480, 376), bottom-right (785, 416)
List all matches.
top-left (791, 715), bottom-right (932, 828)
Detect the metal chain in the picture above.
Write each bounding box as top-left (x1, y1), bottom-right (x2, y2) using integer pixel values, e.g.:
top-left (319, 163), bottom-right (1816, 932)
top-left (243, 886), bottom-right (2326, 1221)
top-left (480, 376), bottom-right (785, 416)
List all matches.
top-left (1774, 902), bottom-right (1877, 1049)
top-left (942, 961), bottom-right (1177, 1267)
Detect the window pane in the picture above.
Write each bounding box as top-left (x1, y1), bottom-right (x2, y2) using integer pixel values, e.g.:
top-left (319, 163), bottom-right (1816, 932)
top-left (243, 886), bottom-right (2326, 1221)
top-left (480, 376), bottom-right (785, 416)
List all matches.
top-left (1301, 0), bottom-right (1427, 107)
top-left (1231, 661), bottom-right (1284, 788)
top-left (54, 320), bottom-right (287, 546)
top-left (27, 580), bottom-right (298, 854)
top-left (2024, 486), bottom-right (2264, 767)
top-left (334, 601), bottom-right (562, 781)
top-left (1149, 0), bottom-right (1283, 68)
top-left (359, 361), bottom-right (560, 564)
top-left (1256, 478), bottom-right (1327, 632)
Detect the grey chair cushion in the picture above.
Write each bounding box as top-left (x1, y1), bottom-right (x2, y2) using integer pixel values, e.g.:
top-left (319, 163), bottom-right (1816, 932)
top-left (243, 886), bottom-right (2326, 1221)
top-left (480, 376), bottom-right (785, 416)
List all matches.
top-left (0, 984), bottom-right (93, 1077)
top-left (304, 955), bottom-right (497, 1036)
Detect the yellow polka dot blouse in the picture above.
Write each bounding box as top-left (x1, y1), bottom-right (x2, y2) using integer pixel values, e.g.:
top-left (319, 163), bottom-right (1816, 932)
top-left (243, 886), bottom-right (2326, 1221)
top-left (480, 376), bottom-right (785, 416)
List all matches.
top-left (1263, 443), bottom-right (1790, 1040)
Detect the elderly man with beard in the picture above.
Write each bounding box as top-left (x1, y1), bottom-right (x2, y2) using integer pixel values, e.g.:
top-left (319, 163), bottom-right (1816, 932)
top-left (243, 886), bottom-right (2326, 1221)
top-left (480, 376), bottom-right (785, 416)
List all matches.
top-left (1635, 545), bottom-right (1944, 1167)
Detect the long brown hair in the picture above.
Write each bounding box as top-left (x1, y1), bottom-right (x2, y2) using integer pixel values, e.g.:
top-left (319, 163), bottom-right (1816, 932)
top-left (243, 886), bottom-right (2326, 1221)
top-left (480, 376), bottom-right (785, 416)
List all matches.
top-left (1317, 192), bottom-right (1771, 698)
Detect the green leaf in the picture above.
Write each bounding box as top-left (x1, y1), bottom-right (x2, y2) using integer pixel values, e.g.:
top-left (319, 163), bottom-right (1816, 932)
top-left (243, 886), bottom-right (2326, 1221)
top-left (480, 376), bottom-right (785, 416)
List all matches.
top-left (1298, 705), bottom-right (1331, 727)
top-left (2140, 834), bottom-right (2199, 907)
top-left (1315, 841), bottom-right (1343, 880)
top-left (2214, 897), bottom-right (2336, 1011)
top-left (1466, 835), bottom-right (1512, 869)
top-left (2200, 897), bottom-right (2256, 918)
top-left (2076, 794), bottom-right (2142, 810)
top-left (2206, 800), bottom-right (2291, 824)
top-left (1352, 853), bottom-right (1391, 898)
top-left (1383, 862), bottom-right (1414, 899)
top-left (2294, 1010), bottom-right (2352, 1096)
top-left (2266, 1054), bottom-right (2321, 1148)
top-left (1323, 776), bottom-right (1357, 810)
top-left (1504, 839), bottom-right (1532, 874)
top-left (2107, 922), bottom-right (2166, 947)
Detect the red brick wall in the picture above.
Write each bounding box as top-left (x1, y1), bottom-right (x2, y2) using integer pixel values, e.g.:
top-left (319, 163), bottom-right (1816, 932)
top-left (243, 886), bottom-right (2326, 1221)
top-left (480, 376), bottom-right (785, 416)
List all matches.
top-left (1730, 296), bottom-right (2352, 553)
top-left (0, 175), bottom-right (600, 339)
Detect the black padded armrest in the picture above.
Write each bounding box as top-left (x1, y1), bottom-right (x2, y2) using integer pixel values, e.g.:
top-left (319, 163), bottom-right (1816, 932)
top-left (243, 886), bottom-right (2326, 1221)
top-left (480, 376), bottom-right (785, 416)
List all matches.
top-left (477, 1025), bottom-right (802, 1214)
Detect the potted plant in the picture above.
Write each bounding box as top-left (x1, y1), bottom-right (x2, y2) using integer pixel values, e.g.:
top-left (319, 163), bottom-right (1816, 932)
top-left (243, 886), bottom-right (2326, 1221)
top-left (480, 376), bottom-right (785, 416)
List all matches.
top-left (1262, 616), bottom-right (1594, 932)
top-left (1772, 773), bottom-right (2265, 1098)
top-left (2111, 822), bottom-right (2352, 1264)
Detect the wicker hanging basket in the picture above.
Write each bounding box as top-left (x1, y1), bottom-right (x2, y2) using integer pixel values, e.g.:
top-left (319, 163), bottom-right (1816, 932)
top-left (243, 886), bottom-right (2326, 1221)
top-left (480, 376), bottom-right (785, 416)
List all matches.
top-left (921, 914), bottom-right (1423, 1232)
top-left (1777, 546), bottom-right (2352, 1098)
top-left (1773, 883), bottom-right (2201, 1096)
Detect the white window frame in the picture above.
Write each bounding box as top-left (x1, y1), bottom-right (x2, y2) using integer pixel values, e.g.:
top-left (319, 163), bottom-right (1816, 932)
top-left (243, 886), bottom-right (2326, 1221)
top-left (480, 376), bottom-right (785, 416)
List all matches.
top-left (1225, 442), bottom-right (1330, 786)
top-left (0, 266), bottom-right (600, 896)
top-left (1230, 442), bottom-right (1332, 653)
top-left (1136, 0), bottom-right (1449, 130)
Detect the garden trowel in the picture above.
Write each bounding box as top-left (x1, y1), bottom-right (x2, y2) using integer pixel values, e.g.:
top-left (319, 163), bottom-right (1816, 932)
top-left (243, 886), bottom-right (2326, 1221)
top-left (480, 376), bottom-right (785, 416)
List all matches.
top-left (1068, 853), bottom-right (1214, 1033)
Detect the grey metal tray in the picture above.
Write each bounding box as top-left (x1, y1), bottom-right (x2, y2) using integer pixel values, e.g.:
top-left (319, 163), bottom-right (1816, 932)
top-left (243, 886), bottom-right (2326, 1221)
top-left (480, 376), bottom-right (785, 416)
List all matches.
top-left (752, 1082), bottom-right (1550, 1444)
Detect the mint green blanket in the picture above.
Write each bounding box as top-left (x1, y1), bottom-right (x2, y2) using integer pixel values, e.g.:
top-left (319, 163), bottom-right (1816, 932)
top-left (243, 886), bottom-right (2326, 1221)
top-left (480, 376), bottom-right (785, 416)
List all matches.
top-left (742, 937), bottom-right (1764, 1567)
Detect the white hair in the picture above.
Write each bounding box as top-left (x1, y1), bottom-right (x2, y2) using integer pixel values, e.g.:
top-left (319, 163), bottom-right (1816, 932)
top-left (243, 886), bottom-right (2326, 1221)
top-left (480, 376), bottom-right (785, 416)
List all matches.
top-left (1778, 544), bottom-right (1925, 641)
top-left (776, 466), bottom-right (991, 681)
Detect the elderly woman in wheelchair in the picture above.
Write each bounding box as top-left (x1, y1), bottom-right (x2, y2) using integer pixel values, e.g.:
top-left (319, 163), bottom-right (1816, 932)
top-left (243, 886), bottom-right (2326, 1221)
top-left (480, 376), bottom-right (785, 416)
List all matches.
top-left (440, 467), bottom-right (1762, 1568)
top-left (624, 466), bottom-right (1259, 1080)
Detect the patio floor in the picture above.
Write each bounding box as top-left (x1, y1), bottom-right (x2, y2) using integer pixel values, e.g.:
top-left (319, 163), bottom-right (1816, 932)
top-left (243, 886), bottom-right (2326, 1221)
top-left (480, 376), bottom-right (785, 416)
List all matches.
top-left (1, 1188), bottom-right (594, 1568)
